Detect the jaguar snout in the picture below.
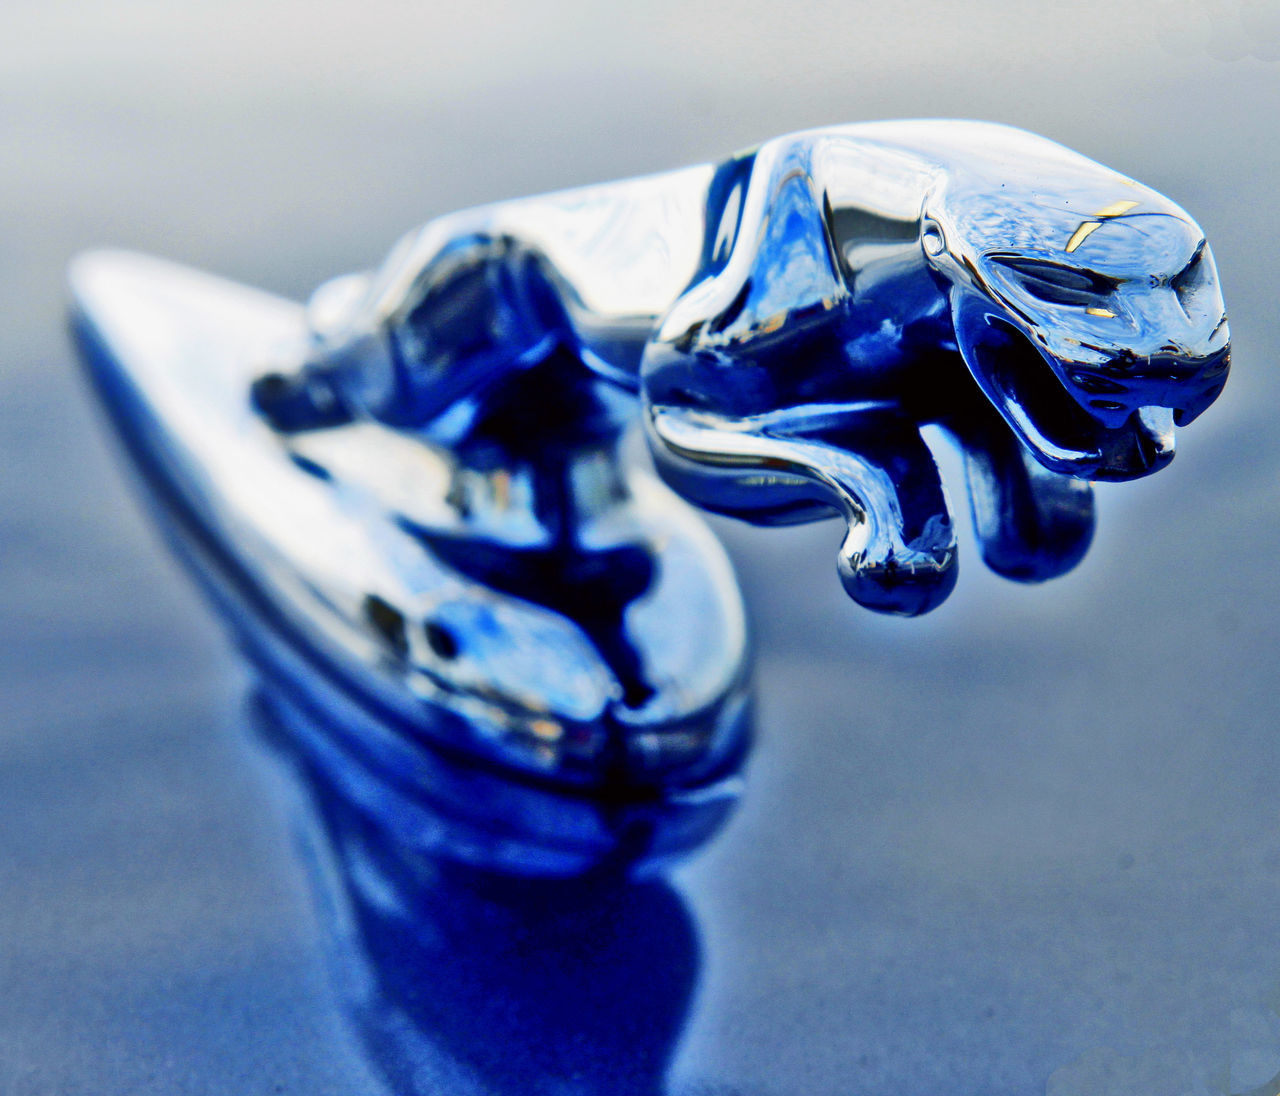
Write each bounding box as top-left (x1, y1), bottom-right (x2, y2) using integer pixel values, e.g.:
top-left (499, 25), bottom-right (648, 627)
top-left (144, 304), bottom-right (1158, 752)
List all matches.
top-left (1064, 341), bottom-right (1230, 437)
top-left (1092, 406), bottom-right (1176, 481)
top-left (1173, 344), bottom-right (1230, 426)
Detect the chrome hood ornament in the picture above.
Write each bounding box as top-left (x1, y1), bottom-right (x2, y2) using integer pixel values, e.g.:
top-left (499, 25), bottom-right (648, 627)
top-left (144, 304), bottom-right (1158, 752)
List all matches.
top-left (70, 121), bottom-right (1228, 870)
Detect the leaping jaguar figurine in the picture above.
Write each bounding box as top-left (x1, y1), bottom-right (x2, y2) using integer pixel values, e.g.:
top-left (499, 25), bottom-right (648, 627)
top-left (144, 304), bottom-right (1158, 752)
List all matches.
top-left (71, 121), bottom-right (1228, 868)
top-left (250, 120), bottom-right (1228, 614)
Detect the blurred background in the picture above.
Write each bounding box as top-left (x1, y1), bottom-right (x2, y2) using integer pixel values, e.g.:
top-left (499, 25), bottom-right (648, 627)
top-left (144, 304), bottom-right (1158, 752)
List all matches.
top-left (4, 2), bottom-right (1280, 1092)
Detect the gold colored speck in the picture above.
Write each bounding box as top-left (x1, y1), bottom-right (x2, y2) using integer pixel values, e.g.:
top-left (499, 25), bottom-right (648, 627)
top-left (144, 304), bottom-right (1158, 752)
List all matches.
top-left (1066, 221), bottom-right (1102, 253)
top-left (1095, 199), bottom-right (1139, 218)
top-left (528, 718), bottom-right (562, 742)
top-left (491, 470), bottom-right (511, 508)
top-left (1085, 306), bottom-right (1117, 318)
top-left (1065, 200), bottom-right (1140, 253)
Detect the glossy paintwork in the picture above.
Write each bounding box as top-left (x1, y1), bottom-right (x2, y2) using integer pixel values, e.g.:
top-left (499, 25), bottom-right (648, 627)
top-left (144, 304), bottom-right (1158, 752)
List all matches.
top-left (255, 685), bottom-right (702, 1093)
top-left (5, 6), bottom-right (1277, 1093)
top-left (64, 116), bottom-right (1237, 1085)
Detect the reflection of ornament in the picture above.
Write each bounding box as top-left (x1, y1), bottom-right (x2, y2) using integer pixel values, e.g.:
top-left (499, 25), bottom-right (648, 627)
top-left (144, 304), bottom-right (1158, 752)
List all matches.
top-left (250, 689), bottom-right (700, 1091)
top-left (70, 122), bottom-right (1227, 863)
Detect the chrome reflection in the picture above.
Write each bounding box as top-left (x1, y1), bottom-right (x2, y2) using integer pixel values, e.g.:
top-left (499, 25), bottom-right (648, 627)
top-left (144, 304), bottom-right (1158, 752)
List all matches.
top-left (71, 252), bottom-right (750, 804)
top-left (70, 121), bottom-right (1227, 812)
top-left (238, 121), bottom-right (1225, 616)
top-left (251, 688), bottom-right (699, 1095)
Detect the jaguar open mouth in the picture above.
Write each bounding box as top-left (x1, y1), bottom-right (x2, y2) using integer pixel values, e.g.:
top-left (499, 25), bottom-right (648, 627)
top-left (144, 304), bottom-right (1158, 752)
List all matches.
top-left (962, 318), bottom-right (1174, 481)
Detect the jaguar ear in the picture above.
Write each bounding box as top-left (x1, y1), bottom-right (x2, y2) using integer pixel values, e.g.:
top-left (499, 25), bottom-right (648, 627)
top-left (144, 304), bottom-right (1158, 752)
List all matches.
top-left (920, 216), bottom-right (948, 262)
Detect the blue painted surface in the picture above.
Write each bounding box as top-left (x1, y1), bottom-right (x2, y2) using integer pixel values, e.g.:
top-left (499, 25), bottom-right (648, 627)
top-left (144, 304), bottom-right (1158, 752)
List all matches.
top-left (4, 7), bottom-right (1280, 1093)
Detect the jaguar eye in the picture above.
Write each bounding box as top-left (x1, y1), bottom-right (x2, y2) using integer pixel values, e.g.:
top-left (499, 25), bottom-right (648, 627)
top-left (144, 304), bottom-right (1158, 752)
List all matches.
top-left (988, 255), bottom-right (1119, 308)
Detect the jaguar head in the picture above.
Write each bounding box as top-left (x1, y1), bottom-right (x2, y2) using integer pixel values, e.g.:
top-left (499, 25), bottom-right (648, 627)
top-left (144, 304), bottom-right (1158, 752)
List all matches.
top-left (924, 170), bottom-right (1229, 480)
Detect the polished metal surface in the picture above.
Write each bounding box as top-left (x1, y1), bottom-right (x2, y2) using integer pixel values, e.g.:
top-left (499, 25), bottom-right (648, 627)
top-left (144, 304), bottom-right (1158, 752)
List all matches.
top-left (645, 123), bottom-right (1228, 612)
top-left (251, 121), bottom-right (1228, 619)
top-left (69, 122), bottom-right (1227, 871)
top-left (70, 251), bottom-right (747, 872)
top-left (8, 6), bottom-right (1277, 1091)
